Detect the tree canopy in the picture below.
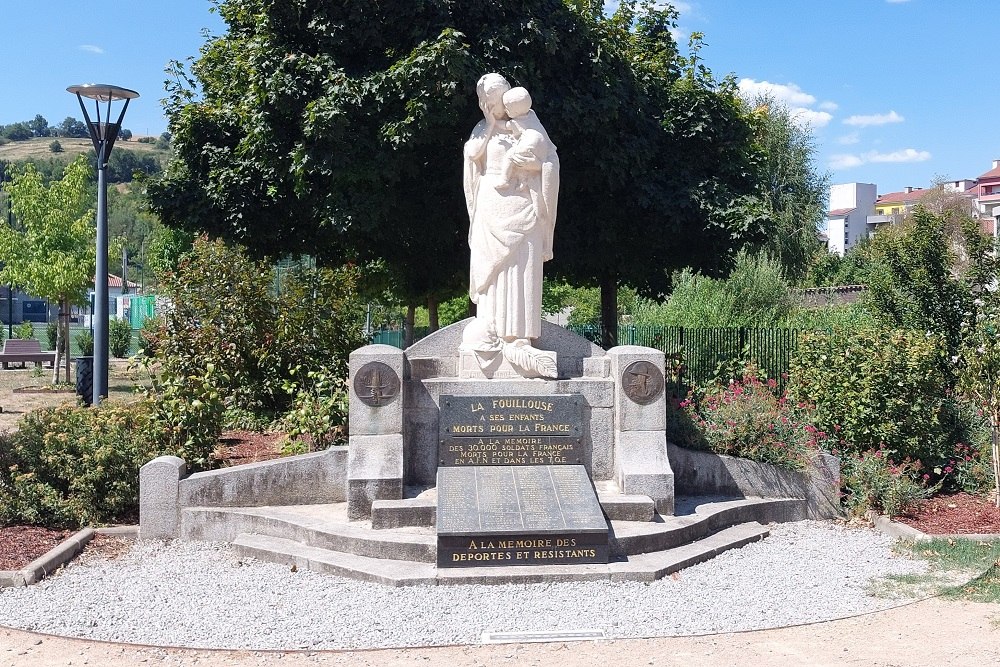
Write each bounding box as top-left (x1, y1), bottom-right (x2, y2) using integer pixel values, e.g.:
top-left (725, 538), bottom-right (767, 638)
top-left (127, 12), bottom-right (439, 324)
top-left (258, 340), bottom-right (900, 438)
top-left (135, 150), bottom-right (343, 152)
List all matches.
top-left (0, 155), bottom-right (96, 382)
top-left (149, 0), bottom-right (763, 343)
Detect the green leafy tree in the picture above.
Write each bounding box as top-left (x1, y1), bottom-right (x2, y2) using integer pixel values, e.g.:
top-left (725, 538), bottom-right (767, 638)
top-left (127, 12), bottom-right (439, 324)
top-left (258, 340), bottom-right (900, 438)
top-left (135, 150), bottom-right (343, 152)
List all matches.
top-left (2, 123), bottom-right (32, 142)
top-left (633, 251), bottom-right (794, 328)
top-left (959, 294), bottom-right (1000, 507)
top-left (29, 115), bottom-right (50, 137)
top-left (0, 155), bottom-right (95, 383)
top-left (57, 117), bottom-right (89, 138)
top-left (742, 96), bottom-right (829, 281)
top-left (149, 0), bottom-right (760, 348)
top-left (862, 206), bottom-right (968, 359)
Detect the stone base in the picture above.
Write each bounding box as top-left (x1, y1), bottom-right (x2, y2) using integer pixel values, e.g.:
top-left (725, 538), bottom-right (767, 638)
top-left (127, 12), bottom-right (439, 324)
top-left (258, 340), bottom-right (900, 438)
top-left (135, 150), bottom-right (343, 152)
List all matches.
top-left (458, 349), bottom-right (558, 380)
top-left (346, 434), bottom-right (404, 520)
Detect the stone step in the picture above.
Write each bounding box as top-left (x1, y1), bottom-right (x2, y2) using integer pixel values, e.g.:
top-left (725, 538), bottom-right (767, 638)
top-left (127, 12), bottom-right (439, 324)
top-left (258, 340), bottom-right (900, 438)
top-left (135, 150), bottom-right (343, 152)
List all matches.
top-left (232, 534), bottom-right (438, 587)
top-left (607, 521), bottom-right (770, 582)
top-left (230, 522), bottom-right (768, 586)
top-left (180, 495), bottom-right (804, 566)
top-left (609, 497), bottom-right (803, 556)
top-left (371, 497), bottom-right (436, 529)
top-left (180, 504), bottom-right (437, 563)
top-left (597, 492), bottom-right (655, 522)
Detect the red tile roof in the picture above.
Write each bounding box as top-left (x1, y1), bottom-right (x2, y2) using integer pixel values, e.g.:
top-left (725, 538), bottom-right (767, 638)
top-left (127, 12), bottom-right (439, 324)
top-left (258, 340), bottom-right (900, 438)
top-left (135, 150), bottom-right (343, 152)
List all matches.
top-left (827, 208), bottom-right (855, 217)
top-left (876, 189), bottom-right (928, 205)
top-left (94, 274), bottom-right (140, 289)
top-left (978, 166), bottom-right (1000, 180)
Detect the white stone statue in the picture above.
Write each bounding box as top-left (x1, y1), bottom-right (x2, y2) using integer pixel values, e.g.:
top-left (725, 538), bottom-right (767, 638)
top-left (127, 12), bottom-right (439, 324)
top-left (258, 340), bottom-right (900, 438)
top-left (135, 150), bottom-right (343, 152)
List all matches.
top-left (461, 74), bottom-right (560, 378)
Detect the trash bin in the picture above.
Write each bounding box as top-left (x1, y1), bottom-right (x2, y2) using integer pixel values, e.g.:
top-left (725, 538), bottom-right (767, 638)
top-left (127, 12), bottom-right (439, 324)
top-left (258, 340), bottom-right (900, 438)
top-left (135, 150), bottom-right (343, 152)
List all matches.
top-left (75, 356), bottom-right (94, 406)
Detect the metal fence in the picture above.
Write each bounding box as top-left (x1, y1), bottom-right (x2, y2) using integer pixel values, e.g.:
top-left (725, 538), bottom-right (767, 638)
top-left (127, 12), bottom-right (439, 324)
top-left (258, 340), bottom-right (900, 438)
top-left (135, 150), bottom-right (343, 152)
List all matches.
top-left (569, 325), bottom-right (799, 389)
top-left (371, 323), bottom-right (800, 389)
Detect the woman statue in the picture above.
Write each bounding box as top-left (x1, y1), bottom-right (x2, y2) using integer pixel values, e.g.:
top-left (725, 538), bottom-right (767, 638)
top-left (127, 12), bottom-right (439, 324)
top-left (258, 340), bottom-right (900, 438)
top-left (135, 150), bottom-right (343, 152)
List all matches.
top-left (461, 73), bottom-right (559, 376)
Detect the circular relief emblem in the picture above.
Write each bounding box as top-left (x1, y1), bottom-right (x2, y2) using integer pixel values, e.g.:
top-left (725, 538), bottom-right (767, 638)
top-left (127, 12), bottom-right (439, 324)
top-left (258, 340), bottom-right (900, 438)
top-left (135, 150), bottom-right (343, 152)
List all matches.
top-left (353, 361), bottom-right (400, 407)
top-left (622, 360), bottom-right (664, 405)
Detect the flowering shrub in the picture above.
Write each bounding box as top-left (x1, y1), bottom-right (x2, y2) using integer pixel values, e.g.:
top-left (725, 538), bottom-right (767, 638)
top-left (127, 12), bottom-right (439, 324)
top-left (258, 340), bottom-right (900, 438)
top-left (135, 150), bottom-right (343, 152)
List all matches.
top-left (840, 449), bottom-right (931, 518)
top-left (676, 369), bottom-right (831, 470)
top-left (791, 327), bottom-right (954, 464)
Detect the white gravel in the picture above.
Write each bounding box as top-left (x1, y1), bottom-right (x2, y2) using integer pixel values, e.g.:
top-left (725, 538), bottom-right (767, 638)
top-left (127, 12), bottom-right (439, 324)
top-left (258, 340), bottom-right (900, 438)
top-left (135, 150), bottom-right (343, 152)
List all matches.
top-left (0, 521), bottom-right (926, 650)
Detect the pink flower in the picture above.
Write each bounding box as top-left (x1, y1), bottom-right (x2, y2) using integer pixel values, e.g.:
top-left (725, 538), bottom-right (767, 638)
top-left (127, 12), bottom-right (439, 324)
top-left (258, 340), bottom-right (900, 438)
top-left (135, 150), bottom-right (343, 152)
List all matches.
top-left (923, 474), bottom-right (930, 481)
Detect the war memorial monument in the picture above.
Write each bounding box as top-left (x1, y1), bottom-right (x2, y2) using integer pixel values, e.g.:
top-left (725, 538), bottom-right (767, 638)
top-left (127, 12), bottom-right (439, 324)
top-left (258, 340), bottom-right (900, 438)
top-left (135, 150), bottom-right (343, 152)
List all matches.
top-left (139, 74), bottom-right (840, 585)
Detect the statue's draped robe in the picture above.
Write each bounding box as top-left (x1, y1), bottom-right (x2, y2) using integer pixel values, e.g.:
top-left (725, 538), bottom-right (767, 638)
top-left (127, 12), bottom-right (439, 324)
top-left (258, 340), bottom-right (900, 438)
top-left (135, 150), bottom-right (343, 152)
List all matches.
top-left (464, 113), bottom-right (558, 342)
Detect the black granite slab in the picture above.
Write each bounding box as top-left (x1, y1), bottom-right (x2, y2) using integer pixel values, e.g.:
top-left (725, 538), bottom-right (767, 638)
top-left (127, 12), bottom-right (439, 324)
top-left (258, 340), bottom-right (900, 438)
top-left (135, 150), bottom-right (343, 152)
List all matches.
top-left (439, 395), bottom-right (582, 466)
top-left (436, 464), bottom-right (609, 567)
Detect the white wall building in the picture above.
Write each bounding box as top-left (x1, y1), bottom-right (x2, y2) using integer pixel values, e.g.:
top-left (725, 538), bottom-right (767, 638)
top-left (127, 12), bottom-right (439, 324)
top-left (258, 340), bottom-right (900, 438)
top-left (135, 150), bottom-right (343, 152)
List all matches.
top-left (825, 183), bottom-right (877, 256)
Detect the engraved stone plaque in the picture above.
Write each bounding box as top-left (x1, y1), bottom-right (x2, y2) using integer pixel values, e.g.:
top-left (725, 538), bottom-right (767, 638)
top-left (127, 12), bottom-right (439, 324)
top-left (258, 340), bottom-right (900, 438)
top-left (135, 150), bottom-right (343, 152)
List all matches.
top-left (439, 395), bottom-right (582, 466)
top-left (621, 360), bottom-right (664, 405)
top-left (353, 361), bottom-right (400, 407)
top-left (436, 464), bottom-right (609, 567)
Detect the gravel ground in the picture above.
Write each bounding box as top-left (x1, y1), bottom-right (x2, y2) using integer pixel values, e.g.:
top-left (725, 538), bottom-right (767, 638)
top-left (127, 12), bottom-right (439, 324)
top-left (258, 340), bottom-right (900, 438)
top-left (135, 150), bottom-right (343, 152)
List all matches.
top-left (0, 521), bottom-right (927, 651)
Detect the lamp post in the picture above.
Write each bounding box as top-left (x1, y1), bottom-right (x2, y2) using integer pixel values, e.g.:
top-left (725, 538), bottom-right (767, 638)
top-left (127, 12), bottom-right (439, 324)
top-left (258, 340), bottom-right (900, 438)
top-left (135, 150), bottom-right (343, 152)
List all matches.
top-left (67, 84), bottom-right (139, 406)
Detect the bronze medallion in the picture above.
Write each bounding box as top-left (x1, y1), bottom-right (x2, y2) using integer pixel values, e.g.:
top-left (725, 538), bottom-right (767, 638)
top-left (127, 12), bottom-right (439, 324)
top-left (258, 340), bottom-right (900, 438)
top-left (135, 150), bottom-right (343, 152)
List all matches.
top-left (622, 360), bottom-right (664, 405)
top-left (353, 361), bottom-right (400, 407)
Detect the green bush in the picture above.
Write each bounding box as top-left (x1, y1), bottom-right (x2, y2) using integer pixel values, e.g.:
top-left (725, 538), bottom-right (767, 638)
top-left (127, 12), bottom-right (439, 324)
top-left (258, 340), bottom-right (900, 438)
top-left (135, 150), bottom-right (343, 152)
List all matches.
top-left (634, 251), bottom-right (794, 328)
top-left (75, 330), bottom-right (94, 356)
top-left (0, 387), bottom-right (225, 528)
top-left (148, 238), bottom-right (366, 418)
top-left (0, 402), bottom-right (160, 527)
top-left (676, 368), bottom-right (830, 470)
top-left (790, 328), bottom-right (954, 464)
top-left (46, 322), bottom-right (58, 350)
top-left (840, 450), bottom-right (931, 518)
top-left (281, 368), bottom-right (349, 452)
top-left (109, 318), bottom-right (132, 358)
top-left (148, 364), bottom-right (225, 471)
top-left (15, 322), bottom-right (34, 340)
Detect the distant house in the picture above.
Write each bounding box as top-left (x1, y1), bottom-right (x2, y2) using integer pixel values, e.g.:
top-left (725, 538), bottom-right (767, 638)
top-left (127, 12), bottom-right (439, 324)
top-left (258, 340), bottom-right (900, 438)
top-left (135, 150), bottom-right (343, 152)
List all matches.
top-left (974, 160), bottom-right (1000, 235)
top-left (825, 183), bottom-right (877, 256)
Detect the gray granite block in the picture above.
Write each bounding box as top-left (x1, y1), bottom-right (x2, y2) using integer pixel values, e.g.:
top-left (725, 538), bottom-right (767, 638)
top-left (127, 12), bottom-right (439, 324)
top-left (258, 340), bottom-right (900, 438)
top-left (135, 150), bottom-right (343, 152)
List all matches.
top-left (347, 433), bottom-right (404, 520)
top-left (179, 447), bottom-right (347, 508)
top-left (615, 430), bottom-right (674, 515)
top-left (371, 498), bottom-right (436, 529)
top-left (607, 346), bottom-right (667, 432)
top-left (139, 455), bottom-right (187, 539)
top-left (349, 345), bottom-right (404, 436)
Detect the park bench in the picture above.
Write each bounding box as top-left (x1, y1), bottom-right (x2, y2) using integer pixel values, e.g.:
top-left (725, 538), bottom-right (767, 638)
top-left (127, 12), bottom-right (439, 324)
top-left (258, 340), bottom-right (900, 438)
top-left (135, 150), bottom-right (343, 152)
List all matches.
top-left (0, 339), bottom-right (56, 369)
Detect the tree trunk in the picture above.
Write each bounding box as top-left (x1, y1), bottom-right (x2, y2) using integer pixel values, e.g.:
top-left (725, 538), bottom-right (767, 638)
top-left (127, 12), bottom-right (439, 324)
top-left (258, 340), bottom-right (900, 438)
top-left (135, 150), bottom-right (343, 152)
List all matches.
top-left (51, 313), bottom-right (62, 385)
top-left (61, 299), bottom-right (71, 385)
top-left (427, 296), bottom-right (439, 332)
top-left (992, 412), bottom-right (1000, 509)
top-left (404, 304), bottom-right (415, 348)
top-left (600, 274), bottom-right (618, 349)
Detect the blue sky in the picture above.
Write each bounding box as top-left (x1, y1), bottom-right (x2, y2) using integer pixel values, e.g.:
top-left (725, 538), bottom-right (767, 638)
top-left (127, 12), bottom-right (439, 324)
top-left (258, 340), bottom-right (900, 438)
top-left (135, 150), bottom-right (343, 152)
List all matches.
top-left (1, 1), bottom-right (996, 195)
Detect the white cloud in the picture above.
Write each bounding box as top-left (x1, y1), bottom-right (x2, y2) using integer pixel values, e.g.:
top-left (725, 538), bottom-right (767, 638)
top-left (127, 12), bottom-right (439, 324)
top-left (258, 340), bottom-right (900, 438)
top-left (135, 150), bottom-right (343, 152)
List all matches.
top-left (829, 154), bottom-right (865, 170)
top-left (843, 110), bottom-right (904, 127)
top-left (79, 44), bottom-right (104, 54)
top-left (818, 101), bottom-right (838, 112)
top-left (738, 78), bottom-right (816, 107)
top-left (828, 147), bottom-right (931, 170)
top-left (790, 108), bottom-right (833, 128)
top-left (865, 148), bottom-right (931, 163)
top-left (837, 132), bottom-right (861, 145)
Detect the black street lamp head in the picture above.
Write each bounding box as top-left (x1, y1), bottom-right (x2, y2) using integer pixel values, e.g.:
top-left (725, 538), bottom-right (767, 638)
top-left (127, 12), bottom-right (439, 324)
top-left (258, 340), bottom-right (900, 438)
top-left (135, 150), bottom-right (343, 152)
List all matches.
top-left (67, 83), bottom-right (139, 160)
